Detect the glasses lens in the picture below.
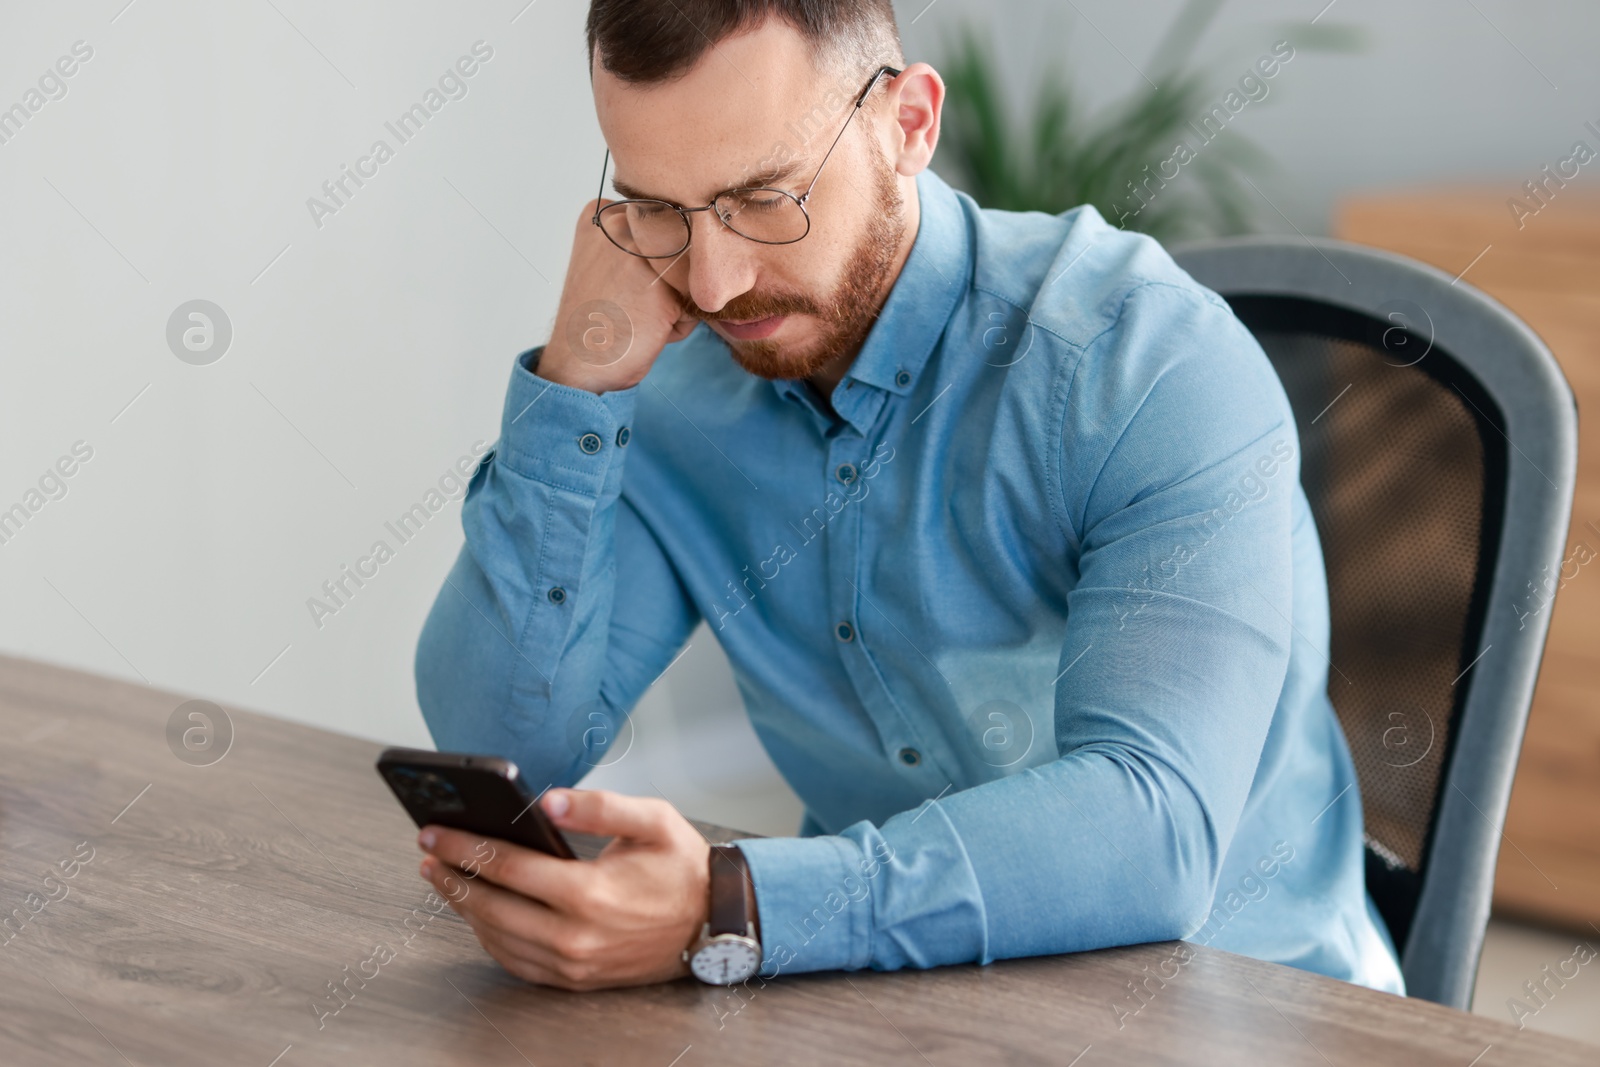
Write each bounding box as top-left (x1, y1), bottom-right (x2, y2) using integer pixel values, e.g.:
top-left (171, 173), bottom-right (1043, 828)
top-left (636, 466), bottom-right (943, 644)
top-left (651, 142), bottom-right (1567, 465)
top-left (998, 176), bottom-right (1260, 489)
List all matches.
top-left (716, 189), bottom-right (808, 244)
top-left (598, 201), bottom-right (689, 257)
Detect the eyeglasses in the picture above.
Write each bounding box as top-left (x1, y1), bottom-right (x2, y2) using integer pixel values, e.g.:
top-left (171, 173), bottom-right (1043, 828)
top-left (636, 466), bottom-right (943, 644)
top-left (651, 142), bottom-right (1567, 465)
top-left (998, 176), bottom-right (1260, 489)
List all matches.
top-left (590, 65), bottom-right (902, 259)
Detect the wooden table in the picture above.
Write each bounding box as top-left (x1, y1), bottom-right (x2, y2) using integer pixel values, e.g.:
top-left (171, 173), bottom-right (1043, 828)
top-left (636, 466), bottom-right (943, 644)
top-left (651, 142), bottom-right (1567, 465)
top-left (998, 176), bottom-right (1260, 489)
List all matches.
top-left (1, 654), bottom-right (1592, 1066)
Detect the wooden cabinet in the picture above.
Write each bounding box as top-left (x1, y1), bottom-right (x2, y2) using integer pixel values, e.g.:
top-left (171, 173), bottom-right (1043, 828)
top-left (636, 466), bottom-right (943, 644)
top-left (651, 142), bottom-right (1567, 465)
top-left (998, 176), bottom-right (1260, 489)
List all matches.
top-left (1334, 189), bottom-right (1600, 932)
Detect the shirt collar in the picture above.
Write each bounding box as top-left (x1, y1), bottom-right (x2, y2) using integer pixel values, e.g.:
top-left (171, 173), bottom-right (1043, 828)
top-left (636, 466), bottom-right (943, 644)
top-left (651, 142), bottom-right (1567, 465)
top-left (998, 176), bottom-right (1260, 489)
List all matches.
top-left (771, 167), bottom-right (971, 434)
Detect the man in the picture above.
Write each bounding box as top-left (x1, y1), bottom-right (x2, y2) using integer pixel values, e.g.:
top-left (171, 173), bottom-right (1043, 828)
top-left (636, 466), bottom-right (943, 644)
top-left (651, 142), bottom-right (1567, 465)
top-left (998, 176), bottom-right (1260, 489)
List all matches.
top-left (413, 0), bottom-right (1406, 996)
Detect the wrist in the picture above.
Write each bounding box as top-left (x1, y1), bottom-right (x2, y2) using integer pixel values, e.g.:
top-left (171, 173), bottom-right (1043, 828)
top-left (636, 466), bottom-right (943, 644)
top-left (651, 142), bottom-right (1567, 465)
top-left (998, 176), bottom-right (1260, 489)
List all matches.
top-left (529, 341), bottom-right (589, 389)
top-left (718, 844), bottom-right (760, 944)
top-left (684, 844), bottom-right (763, 984)
top-left (534, 340), bottom-right (639, 395)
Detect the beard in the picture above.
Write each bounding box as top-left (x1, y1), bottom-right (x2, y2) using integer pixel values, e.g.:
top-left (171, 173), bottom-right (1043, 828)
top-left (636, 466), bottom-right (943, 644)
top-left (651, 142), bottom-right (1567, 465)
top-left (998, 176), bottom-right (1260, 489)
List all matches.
top-left (680, 145), bottom-right (907, 381)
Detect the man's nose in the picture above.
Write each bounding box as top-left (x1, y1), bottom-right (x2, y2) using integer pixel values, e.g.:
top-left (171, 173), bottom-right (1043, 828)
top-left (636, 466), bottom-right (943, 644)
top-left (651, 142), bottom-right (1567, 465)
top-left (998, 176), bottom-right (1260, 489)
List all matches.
top-left (682, 207), bottom-right (757, 315)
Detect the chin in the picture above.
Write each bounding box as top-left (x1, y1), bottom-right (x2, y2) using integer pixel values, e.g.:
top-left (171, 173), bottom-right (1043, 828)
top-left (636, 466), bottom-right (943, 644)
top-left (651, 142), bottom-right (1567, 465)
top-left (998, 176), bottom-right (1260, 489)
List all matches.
top-left (728, 347), bottom-right (803, 381)
top-left (724, 324), bottom-right (832, 380)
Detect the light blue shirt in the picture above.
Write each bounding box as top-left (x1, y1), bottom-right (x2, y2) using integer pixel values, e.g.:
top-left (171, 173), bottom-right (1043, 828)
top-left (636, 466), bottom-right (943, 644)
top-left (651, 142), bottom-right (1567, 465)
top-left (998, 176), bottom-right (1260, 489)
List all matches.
top-left (414, 166), bottom-right (1405, 994)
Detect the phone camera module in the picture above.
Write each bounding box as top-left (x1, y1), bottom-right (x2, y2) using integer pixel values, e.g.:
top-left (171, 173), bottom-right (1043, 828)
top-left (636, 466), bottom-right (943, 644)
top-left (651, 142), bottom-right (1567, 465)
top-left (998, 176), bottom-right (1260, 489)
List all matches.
top-left (388, 767), bottom-right (466, 814)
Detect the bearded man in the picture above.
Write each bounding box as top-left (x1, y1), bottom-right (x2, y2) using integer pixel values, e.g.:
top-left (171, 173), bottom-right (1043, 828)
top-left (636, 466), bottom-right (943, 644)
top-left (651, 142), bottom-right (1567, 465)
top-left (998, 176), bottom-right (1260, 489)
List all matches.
top-left (413, 0), bottom-right (1405, 998)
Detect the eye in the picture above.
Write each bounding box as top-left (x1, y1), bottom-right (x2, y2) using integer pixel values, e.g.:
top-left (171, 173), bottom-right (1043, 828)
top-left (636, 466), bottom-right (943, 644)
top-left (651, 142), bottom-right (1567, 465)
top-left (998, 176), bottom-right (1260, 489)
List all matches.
top-left (740, 190), bottom-right (789, 211)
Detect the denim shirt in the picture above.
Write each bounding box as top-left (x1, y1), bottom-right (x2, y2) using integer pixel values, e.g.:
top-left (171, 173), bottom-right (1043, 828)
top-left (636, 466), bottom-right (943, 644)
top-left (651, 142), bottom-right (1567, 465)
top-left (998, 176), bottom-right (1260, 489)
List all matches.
top-left (414, 166), bottom-right (1405, 994)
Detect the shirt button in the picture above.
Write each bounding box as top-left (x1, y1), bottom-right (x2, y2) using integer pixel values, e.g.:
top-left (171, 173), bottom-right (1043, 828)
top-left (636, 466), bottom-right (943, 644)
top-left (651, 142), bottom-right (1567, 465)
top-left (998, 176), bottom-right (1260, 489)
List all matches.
top-left (895, 370), bottom-right (912, 387)
top-left (615, 426), bottom-right (631, 447)
top-left (835, 621), bottom-right (854, 642)
top-left (548, 586), bottom-right (567, 604)
top-left (578, 432), bottom-right (603, 454)
top-left (835, 462), bottom-right (858, 484)
top-left (897, 747), bottom-right (921, 766)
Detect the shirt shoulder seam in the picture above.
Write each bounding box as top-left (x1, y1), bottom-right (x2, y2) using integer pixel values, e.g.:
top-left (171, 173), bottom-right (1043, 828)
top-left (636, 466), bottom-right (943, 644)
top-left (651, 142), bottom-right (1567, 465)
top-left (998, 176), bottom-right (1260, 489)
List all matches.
top-left (1041, 280), bottom-right (1235, 546)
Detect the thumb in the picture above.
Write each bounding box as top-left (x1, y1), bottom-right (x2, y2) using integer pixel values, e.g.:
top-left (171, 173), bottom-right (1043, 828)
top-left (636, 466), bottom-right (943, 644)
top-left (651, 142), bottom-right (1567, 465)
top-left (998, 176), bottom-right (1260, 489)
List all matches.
top-left (542, 787), bottom-right (675, 842)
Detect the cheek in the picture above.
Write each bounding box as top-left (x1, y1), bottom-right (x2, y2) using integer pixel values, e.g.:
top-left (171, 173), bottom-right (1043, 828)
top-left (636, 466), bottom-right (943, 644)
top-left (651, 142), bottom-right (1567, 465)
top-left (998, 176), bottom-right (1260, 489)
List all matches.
top-left (774, 160), bottom-right (885, 291)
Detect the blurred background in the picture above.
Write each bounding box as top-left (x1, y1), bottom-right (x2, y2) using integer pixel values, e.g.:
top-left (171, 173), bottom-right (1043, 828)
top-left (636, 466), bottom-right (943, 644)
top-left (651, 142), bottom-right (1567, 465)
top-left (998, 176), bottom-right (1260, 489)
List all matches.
top-left (1, 0), bottom-right (1595, 1038)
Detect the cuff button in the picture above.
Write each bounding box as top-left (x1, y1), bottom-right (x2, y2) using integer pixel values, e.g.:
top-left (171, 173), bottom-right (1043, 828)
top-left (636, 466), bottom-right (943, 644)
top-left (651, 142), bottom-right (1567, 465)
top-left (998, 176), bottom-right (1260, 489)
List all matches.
top-left (578, 432), bottom-right (603, 454)
top-left (616, 426), bottom-right (631, 447)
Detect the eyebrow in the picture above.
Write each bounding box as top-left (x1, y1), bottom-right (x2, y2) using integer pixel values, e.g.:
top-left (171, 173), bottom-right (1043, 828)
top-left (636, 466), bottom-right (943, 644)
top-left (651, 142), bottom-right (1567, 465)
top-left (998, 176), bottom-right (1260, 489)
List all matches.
top-left (610, 158), bottom-right (811, 205)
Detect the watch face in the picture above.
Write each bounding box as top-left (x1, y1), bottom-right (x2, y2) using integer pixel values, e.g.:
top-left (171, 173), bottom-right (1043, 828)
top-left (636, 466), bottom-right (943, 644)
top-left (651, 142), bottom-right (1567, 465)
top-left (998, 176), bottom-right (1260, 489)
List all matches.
top-left (690, 936), bottom-right (761, 985)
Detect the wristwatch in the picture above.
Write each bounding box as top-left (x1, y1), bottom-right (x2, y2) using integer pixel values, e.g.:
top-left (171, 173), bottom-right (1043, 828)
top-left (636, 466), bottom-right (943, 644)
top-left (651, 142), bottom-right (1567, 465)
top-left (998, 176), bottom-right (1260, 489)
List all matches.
top-left (684, 844), bottom-right (763, 984)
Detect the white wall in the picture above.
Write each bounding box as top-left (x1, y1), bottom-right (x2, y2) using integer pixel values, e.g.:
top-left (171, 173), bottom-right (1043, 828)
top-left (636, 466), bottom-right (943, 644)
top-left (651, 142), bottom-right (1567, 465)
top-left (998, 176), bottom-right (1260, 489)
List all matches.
top-left (1, 0), bottom-right (1593, 837)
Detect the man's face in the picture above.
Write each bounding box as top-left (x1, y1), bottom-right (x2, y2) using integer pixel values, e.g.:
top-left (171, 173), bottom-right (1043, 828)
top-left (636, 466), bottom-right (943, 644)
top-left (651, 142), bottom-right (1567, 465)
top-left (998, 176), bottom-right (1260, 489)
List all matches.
top-left (593, 20), bottom-right (911, 382)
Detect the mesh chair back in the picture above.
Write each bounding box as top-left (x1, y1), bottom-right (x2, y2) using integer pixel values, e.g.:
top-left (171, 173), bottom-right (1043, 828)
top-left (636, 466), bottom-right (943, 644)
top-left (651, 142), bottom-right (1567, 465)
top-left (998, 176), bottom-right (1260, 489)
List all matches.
top-left (1225, 297), bottom-right (1504, 949)
top-left (1171, 238), bottom-right (1576, 1009)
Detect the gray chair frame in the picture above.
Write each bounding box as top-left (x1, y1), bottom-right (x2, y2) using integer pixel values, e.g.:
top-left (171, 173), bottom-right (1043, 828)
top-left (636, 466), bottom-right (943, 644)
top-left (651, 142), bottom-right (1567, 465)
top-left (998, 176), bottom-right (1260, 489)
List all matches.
top-left (1170, 236), bottom-right (1578, 1009)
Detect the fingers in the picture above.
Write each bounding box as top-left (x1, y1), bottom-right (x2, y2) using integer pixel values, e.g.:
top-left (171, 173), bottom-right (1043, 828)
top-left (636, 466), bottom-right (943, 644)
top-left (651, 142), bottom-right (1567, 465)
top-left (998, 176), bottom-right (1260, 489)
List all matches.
top-left (420, 855), bottom-right (619, 990)
top-left (541, 788), bottom-right (678, 842)
top-left (418, 827), bottom-right (590, 913)
top-left (422, 854), bottom-right (561, 941)
top-left (471, 920), bottom-right (572, 986)
top-left (438, 879), bottom-right (575, 987)
top-left (666, 312), bottom-right (701, 344)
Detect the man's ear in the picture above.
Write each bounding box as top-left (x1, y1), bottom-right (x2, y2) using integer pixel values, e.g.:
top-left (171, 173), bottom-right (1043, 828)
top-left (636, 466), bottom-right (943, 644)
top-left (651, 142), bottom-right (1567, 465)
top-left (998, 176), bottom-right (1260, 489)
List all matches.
top-left (888, 62), bottom-right (944, 178)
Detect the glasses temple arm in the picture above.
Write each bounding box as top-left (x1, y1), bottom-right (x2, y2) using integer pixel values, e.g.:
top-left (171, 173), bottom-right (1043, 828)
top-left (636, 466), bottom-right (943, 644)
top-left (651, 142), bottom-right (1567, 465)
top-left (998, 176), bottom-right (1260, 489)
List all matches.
top-left (799, 66), bottom-right (903, 201)
top-left (593, 148), bottom-right (611, 224)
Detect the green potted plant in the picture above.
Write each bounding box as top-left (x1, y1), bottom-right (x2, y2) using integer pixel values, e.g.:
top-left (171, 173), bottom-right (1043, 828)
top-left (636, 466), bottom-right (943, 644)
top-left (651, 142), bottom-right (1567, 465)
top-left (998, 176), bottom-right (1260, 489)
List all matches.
top-left (933, 0), bottom-right (1362, 243)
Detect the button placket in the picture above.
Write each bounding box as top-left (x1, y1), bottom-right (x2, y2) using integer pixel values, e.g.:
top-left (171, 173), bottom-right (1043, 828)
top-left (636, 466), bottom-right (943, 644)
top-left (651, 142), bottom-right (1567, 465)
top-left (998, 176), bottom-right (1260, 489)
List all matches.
top-left (823, 432), bottom-right (947, 778)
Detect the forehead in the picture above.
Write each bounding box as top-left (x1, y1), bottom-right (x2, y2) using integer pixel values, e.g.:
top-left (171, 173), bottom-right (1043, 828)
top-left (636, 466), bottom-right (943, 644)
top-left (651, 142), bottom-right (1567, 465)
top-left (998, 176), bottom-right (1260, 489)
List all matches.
top-left (593, 20), bottom-right (842, 202)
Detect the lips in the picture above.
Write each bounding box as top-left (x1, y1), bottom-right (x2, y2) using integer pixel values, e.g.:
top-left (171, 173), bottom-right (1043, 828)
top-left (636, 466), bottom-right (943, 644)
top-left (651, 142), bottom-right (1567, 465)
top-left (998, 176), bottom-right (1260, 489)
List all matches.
top-left (718, 315), bottom-right (786, 341)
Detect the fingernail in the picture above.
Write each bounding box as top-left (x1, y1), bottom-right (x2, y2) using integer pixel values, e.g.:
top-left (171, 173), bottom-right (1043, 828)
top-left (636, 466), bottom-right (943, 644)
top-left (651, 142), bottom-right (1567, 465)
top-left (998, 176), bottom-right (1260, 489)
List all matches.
top-left (544, 790), bottom-right (569, 817)
top-left (419, 857), bottom-right (433, 878)
top-left (419, 829), bottom-right (436, 849)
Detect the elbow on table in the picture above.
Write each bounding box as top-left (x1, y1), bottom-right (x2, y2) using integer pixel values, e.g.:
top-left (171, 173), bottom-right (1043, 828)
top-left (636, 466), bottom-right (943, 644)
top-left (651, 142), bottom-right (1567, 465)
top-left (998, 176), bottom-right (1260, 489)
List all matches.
top-left (1149, 867), bottom-right (1221, 944)
top-left (1130, 786), bottom-right (1230, 944)
top-left (1097, 752), bottom-right (1231, 944)
top-left (1159, 805), bottom-right (1233, 943)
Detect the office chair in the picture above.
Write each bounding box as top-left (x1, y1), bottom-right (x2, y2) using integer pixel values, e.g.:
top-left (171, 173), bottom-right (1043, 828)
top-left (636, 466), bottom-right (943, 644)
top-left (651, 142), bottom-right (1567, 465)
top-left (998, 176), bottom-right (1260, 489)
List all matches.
top-left (1169, 236), bottom-right (1578, 1010)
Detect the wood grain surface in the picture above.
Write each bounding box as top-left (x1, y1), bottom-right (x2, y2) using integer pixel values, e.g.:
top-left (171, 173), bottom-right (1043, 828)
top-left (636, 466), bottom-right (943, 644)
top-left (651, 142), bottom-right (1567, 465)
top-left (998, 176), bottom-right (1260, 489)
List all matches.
top-left (0, 653), bottom-right (1592, 1066)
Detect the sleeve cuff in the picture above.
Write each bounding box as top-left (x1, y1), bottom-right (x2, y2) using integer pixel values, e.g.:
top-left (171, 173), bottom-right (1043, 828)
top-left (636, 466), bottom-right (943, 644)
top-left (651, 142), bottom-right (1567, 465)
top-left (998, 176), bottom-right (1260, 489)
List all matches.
top-left (495, 345), bottom-right (640, 498)
top-left (734, 833), bottom-right (882, 977)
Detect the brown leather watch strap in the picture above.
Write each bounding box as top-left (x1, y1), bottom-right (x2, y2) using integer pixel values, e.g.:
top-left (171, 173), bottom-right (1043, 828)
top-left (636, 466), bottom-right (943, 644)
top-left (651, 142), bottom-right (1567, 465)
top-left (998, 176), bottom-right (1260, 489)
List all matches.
top-left (708, 844), bottom-right (760, 941)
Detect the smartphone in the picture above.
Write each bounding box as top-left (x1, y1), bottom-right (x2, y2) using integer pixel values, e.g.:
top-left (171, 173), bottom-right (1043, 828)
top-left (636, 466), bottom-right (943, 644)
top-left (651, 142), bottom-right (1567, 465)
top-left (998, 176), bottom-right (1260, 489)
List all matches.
top-left (376, 746), bottom-right (577, 860)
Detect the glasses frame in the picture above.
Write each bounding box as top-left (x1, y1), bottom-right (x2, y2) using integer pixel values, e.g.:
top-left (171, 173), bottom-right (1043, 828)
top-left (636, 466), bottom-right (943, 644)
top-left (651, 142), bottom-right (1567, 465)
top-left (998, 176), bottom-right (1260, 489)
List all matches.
top-left (590, 65), bottom-right (903, 259)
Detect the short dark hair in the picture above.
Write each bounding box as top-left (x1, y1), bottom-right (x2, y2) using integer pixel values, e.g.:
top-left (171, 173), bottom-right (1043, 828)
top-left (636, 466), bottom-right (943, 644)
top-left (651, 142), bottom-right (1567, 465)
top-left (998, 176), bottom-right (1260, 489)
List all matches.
top-left (586, 0), bottom-right (903, 87)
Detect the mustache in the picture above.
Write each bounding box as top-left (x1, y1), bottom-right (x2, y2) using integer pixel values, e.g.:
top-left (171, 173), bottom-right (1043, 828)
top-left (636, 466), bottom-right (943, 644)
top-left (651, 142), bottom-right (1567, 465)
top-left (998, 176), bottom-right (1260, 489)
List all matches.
top-left (679, 289), bottom-right (816, 322)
